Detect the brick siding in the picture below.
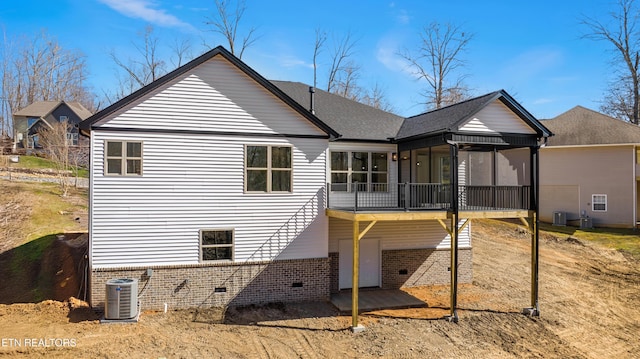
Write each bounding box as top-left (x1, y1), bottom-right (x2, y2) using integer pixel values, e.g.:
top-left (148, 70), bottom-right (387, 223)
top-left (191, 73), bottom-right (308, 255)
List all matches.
top-left (382, 248), bottom-right (472, 289)
top-left (91, 257), bottom-right (330, 311)
top-left (329, 248), bottom-right (473, 290)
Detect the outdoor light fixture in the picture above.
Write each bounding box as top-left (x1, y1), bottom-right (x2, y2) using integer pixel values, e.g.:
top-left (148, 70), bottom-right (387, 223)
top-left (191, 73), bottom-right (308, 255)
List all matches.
top-left (391, 152), bottom-right (398, 161)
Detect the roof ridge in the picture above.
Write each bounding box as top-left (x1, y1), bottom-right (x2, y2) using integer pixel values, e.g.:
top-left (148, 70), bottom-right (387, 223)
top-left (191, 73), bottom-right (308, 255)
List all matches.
top-left (405, 90), bottom-right (501, 119)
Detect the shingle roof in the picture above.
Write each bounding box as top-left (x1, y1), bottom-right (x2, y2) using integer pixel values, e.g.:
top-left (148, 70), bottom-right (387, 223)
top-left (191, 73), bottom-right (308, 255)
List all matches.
top-left (396, 91), bottom-right (499, 140)
top-left (13, 101), bottom-right (61, 117)
top-left (13, 101), bottom-right (92, 120)
top-left (66, 102), bottom-right (93, 120)
top-left (396, 90), bottom-right (551, 140)
top-left (271, 81), bottom-right (404, 141)
top-left (542, 106), bottom-right (640, 146)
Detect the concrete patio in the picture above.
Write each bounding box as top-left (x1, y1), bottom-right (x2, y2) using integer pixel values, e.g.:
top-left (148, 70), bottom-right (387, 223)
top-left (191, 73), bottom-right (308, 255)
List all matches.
top-left (330, 289), bottom-right (426, 313)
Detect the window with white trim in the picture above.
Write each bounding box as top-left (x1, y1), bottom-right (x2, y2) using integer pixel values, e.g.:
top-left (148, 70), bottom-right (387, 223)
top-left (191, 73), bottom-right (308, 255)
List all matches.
top-left (105, 141), bottom-right (142, 175)
top-left (245, 145), bottom-right (292, 192)
top-left (330, 151), bottom-right (388, 192)
top-left (592, 194), bottom-right (607, 212)
top-left (200, 229), bottom-right (234, 261)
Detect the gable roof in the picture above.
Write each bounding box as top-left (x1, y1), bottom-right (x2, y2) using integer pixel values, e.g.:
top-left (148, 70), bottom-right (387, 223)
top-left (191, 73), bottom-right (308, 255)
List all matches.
top-left (542, 106), bottom-right (640, 146)
top-left (13, 101), bottom-right (92, 120)
top-left (80, 46), bottom-right (339, 138)
top-left (271, 81), bottom-right (404, 141)
top-left (396, 90), bottom-right (551, 141)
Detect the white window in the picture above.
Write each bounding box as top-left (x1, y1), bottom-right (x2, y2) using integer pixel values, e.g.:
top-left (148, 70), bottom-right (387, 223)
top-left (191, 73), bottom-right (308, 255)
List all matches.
top-left (330, 151), bottom-right (388, 192)
top-left (66, 132), bottom-right (78, 146)
top-left (105, 141), bottom-right (142, 176)
top-left (245, 145), bottom-right (292, 192)
top-left (59, 115), bottom-right (68, 122)
top-left (592, 194), bottom-right (607, 212)
top-left (200, 229), bottom-right (234, 261)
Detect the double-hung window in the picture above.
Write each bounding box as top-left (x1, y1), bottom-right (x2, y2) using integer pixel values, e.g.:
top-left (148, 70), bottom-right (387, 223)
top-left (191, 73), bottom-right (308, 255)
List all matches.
top-left (330, 151), bottom-right (388, 192)
top-left (105, 141), bottom-right (143, 175)
top-left (200, 229), bottom-right (234, 261)
top-left (592, 194), bottom-right (607, 212)
top-left (245, 145), bottom-right (292, 192)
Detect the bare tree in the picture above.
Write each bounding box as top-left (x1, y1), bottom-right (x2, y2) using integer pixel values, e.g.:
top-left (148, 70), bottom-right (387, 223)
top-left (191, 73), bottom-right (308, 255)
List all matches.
top-left (582, 0), bottom-right (640, 124)
top-left (170, 37), bottom-right (194, 68)
top-left (312, 28), bottom-right (327, 89)
top-left (0, 30), bottom-right (94, 147)
top-left (326, 32), bottom-right (358, 94)
top-left (360, 82), bottom-right (395, 113)
top-left (400, 22), bottom-right (473, 110)
top-left (105, 26), bottom-right (167, 104)
top-left (204, 0), bottom-right (257, 59)
top-left (39, 120), bottom-right (71, 196)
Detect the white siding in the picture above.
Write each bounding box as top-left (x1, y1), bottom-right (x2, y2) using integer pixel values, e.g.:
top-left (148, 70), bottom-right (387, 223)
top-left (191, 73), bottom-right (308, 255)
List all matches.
top-left (328, 218), bottom-right (471, 252)
top-left (91, 132), bottom-right (328, 269)
top-left (459, 100), bottom-right (537, 134)
top-left (100, 57), bottom-right (325, 137)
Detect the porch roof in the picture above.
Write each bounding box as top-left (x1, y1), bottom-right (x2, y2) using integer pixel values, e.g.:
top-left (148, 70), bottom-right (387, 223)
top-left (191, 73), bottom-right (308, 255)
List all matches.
top-left (395, 90), bottom-right (552, 143)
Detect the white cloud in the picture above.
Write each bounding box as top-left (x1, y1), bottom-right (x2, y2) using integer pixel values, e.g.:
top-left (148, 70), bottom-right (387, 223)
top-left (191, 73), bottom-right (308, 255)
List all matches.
top-left (99, 0), bottom-right (195, 31)
top-left (376, 36), bottom-right (414, 77)
top-left (532, 97), bottom-right (554, 105)
top-left (396, 9), bottom-right (410, 25)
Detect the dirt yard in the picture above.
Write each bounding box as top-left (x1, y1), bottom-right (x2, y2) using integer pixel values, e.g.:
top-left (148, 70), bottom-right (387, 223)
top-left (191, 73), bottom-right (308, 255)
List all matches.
top-left (1, 182), bottom-right (639, 358)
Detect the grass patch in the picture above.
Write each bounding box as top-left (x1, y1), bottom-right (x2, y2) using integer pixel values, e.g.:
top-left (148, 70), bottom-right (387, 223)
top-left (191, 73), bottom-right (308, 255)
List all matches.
top-left (540, 223), bottom-right (640, 259)
top-left (9, 235), bottom-right (55, 275)
top-left (6, 155), bottom-right (88, 177)
top-left (2, 180), bottom-right (87, 244)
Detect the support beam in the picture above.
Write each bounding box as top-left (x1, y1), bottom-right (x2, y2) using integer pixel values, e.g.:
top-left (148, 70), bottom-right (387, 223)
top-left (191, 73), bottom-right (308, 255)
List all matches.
top-left (448, 142), bottom-right (460, 323)
top-left (359, 221), bottom-right (377, 240)
top-left (523, 145), bottom-right (540, 317)
top-left (351, 220), bottom-right (364, 331)
top-left (449, 212), bottom-right (459, 322)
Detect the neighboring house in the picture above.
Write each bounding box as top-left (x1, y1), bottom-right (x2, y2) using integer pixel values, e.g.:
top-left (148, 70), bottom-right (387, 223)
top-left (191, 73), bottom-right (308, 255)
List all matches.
top-left (80, 46), bottom-right (551, 325)
top-left (13, 100), bottom-right (92, 151)
top-left (539, 106), bottom-right (640, 228)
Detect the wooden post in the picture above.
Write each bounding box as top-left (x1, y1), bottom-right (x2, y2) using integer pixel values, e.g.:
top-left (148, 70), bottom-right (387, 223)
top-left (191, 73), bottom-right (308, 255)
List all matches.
top-left (524, 145), bottom-right (540, 316)
top-left (351, 220), bottom-right (362, 331)
top-left (448, 142), bottom-right (459, 322)
top-left (449, 213), bottom-right (459, 322)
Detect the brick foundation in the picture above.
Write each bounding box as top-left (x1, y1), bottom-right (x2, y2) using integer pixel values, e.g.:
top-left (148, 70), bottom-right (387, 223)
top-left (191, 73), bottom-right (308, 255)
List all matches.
top-left (381, 248), bottom-right (472, 289)
top-left (329, 248), bottom-right (472, 290)
top-left (91, 257), bottom-right (330, 311)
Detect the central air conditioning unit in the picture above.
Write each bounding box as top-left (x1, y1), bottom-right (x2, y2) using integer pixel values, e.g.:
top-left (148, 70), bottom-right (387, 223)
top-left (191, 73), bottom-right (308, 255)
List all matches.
top-left (580, 217), bottom-right (593, 229)
top-left (105, 278), bottom-right (138, 320)
top-left (553, 211), bottom-right (566, 226)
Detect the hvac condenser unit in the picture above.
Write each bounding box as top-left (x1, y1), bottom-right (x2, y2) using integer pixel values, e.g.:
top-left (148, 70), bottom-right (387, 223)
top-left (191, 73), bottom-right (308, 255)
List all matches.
top-left (580, 217), bottom-right (593, 229)
top-left (105, 278), bottom-right (138, 320)
top-left (553, 211), bottom-right (566, 226)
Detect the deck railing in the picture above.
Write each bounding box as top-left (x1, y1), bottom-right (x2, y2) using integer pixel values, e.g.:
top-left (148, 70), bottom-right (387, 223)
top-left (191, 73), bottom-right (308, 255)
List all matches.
top-left (327, 183), bottom-right (530, 212)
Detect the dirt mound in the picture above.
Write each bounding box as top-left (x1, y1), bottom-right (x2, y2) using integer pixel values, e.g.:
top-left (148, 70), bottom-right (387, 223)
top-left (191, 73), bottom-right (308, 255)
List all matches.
top-left (0, 232), bottom-right (88, 304)
top-left (0, 219), bottom-right (639, 358)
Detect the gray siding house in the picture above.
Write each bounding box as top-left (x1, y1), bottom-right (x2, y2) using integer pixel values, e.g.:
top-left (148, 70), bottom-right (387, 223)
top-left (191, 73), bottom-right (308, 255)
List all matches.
top-left (539, 106), bottom-right (640, 228)
top-left (13, 100), bottom-right (92, 151)
top-left (81, 46), bottom-right (551, 327)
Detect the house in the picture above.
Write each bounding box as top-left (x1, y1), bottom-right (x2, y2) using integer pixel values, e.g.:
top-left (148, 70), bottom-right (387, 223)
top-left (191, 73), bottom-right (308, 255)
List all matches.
top-left (80, 46), bottom-right (551, 327)
top-left (539, 106), bottom-right (640, 228)
top-left (13, 100), bottom-right (92, 151)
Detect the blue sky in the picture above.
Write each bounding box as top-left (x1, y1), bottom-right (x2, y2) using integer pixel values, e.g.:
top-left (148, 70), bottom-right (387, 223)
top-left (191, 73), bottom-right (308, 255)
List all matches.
top-left (0, 0), bottom-right (618, 119)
